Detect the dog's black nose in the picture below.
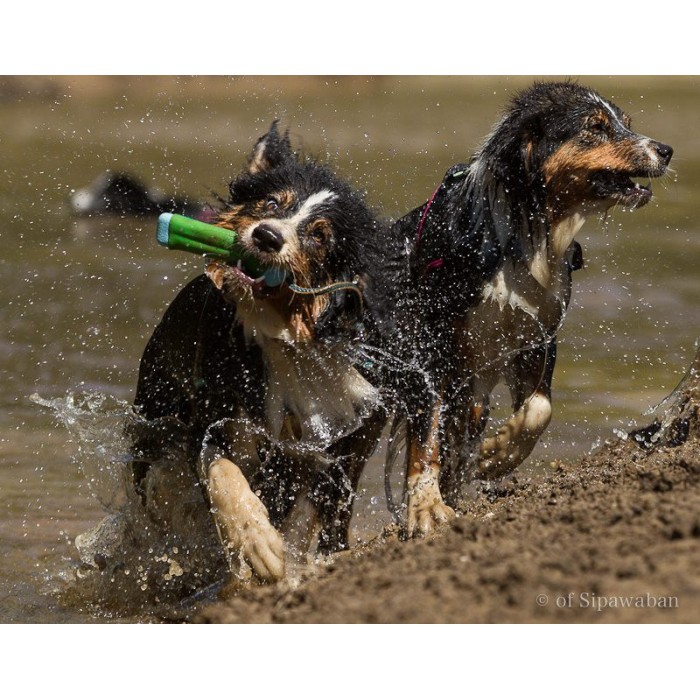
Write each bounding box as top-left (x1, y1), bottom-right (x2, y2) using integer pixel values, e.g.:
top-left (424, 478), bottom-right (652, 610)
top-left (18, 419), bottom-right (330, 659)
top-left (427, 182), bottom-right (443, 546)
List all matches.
top-left (252, 224), bottom-right (285, 253)
top-left (654, 142), bottom-right (673, 165)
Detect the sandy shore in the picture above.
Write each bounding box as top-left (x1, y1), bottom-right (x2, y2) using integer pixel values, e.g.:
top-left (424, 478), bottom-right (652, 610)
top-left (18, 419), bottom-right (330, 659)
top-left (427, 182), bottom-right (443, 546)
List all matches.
top-left (194, 358), bottom-right (700, 624)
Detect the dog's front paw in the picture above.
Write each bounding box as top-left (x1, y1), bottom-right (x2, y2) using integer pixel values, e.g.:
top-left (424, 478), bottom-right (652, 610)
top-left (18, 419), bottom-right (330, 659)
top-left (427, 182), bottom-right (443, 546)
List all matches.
top-left (479, 426), bottom-right (513, 467)
top-left (407, 497), bottom-right (455, 538)
top-left (208, 458), bottom-right (286, 583)
top-left (406, 468), bottom-right (456, 538)
top-left (231, 504), bottom-right (286, 582)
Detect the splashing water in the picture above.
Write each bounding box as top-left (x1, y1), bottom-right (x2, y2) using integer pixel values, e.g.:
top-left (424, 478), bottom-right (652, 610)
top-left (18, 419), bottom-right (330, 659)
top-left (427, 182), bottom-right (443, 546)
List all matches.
top-left (30, 386), bottom-right (392, 617)
top-left (31, 392), bottom-right (137, 510)
top-left (31, 391), bottom-right (227, 618)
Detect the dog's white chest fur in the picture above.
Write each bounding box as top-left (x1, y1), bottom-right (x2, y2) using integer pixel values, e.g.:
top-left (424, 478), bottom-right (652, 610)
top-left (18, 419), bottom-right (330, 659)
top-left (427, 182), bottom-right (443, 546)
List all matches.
top-left (258, 337), bottom-right (378, 445)
top-left (482, 266), bottom-right (541, 320)
top-left (465, 259), bottom-right (570, 384)
top-left (481, 259), bottom-right (569, 324)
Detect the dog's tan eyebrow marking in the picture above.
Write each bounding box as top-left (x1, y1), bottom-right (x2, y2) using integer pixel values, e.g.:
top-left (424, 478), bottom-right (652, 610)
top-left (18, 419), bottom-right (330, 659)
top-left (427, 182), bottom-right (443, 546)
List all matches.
top-left (253, 191), bottom-right (295, 211)
top-left (306, 218), bottom-right (332, 241)
top-left (275, 190), bottom-right (295, 208)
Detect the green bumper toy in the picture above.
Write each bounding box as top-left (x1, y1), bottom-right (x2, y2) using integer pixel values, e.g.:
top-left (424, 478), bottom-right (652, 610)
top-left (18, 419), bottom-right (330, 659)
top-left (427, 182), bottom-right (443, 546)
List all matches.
top-left (156, 213), bottom-right (287, 287)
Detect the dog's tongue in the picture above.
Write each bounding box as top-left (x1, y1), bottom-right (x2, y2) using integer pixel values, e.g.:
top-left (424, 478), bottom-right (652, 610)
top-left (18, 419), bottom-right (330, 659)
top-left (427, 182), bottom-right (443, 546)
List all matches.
top-left (225, 258), bottom-right (287, 287)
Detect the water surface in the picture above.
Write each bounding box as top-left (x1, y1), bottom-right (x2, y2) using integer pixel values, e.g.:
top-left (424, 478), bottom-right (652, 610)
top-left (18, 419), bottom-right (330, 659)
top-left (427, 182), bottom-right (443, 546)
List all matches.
top-left (1, 76), bottom-right (698, 622)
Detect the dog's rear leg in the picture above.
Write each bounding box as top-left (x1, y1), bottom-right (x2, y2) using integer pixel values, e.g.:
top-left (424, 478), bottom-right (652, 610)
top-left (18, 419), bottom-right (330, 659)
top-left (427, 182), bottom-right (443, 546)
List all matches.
top-left (476, 340), bottom-right (556, 480)
top-left (475, 391), bottom-right (551, 479)
top-left (207, 457), bottom-right (286, 582)
top-left (406, 398), bottom-right (455, 537)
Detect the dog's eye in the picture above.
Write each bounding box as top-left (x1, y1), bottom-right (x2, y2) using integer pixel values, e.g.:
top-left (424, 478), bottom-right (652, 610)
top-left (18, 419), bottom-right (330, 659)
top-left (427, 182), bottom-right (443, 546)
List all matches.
top-left (587, 120), bottom-right (606, 135)
top-left (265, 199), bottom-right (279, 212)
top-left (308, 222), bottom-right (330, 245)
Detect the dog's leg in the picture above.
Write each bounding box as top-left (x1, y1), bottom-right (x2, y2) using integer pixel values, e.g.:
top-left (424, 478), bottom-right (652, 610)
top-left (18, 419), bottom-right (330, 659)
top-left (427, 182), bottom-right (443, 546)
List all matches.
top-left (207, 457), bottom-right (286, 582)
top-left (406, 398), bottom-right (455, 537)
top-left (279, 495), bottom-right (319, 556)
top-left (441, 391), bottom-right (490, 506)
top-left (475, 391), bottom-right (552, 479)
top-left (315, 408), bottom-right (388, 554)
top-left (476, 340), bottom-right (556, 480)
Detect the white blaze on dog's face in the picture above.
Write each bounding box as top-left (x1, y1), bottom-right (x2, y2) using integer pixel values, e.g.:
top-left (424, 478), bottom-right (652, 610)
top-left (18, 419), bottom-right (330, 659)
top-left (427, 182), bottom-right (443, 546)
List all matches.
top-left (204, 122), bottom-right (373, 342)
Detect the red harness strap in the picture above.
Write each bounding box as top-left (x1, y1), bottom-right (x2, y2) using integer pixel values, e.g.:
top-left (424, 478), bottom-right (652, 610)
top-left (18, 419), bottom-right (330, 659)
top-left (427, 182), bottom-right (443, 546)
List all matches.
top-left (415, 182), bottom-right (444, 272)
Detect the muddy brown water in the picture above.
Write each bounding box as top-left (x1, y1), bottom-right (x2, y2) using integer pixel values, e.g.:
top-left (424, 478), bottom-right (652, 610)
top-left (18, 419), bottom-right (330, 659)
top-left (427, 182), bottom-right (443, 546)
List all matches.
top-left (1, 76), bottom-right (698, 622)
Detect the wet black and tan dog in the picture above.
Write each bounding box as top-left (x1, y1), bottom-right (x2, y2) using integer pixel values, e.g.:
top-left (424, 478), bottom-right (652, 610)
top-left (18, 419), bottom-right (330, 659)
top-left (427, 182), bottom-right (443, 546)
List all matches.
top-left (393, 82), bottom-right (673, 535)
top-left (131, 122), bottom-right (404, 581)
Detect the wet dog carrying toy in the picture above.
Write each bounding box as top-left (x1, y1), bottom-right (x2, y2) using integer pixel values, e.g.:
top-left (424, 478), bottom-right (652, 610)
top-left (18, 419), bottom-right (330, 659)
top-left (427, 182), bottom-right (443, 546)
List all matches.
top-left (156, 213), bottom-right (287, 287)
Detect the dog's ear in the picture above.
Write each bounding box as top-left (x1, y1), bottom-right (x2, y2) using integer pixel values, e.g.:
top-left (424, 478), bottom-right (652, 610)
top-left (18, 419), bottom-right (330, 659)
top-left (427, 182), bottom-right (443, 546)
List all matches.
top-left (248, 120), bottom-right (294, 174)
top-left (519, 117), bottom-right (547, 181)
top-left (489, 115), bottom-right (544, 190)
top-left (522, 137), bottom-right (536, 176)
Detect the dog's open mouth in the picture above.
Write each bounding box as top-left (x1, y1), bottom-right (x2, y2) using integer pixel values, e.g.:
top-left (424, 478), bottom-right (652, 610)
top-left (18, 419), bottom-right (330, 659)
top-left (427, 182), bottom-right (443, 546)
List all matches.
top-left (230, 259), bottom-right (270, 294)
top-left (592, 169), bottom-right (659, 209)
top-left (206, 259), bottom-right (288, 299)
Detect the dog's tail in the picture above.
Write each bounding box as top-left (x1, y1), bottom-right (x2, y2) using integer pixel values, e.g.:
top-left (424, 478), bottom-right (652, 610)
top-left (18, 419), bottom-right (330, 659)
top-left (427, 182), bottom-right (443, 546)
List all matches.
top-left (384, 414), bottom-right (407, 524)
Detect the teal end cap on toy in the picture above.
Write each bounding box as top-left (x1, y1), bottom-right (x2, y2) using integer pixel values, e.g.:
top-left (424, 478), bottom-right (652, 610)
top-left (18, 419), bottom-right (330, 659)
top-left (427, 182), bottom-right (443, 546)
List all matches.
top-left (156, 213), bottom-right (173, 246)
top-left (263, 267), bottom-right (287, 287)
